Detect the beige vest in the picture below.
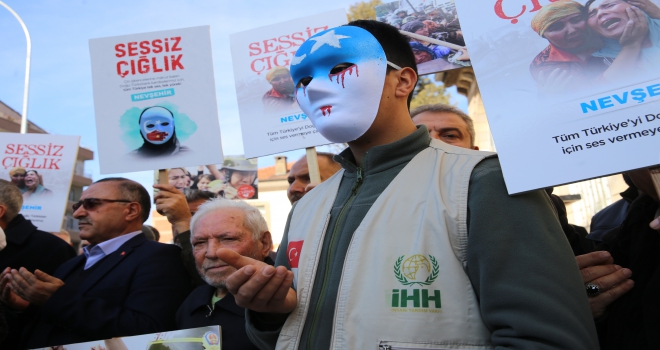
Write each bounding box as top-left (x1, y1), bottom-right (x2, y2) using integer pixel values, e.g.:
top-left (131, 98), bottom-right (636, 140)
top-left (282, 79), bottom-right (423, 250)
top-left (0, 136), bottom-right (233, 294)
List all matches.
top-left (278, 139), bottom-right (496, 350)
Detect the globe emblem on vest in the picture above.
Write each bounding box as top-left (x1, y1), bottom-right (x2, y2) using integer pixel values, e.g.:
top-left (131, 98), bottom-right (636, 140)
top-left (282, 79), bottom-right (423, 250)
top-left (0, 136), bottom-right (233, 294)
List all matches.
top-left (402, 254), bottom-right (431, 281)
top-left (394, 254), bottom-right (440, 286)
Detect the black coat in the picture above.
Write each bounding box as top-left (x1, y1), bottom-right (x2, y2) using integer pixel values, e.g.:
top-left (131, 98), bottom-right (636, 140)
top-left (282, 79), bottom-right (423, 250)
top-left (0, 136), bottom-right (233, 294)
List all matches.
top-left (0, 214), bottom-right (76, 274)
top-left (176, 285), bottom-right (259, 350)
top-left (0, 214), bottom-right (76, 350)
top-left (176, 257), bottom-right (274, 350)
top-left (598, 194), bottom-right (660, 349)
top-left (25, 233), bottom-right (192, 348)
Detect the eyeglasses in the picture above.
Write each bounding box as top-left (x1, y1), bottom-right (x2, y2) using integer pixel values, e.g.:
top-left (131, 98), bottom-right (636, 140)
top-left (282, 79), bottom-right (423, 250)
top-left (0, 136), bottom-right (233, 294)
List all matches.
top-left (72, 198), bottom-right (133, 211)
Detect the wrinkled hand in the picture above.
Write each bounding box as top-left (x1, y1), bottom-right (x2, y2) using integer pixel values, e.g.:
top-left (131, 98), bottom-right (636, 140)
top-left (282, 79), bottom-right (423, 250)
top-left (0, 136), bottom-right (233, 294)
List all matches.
top-left (627, 0), bottom-right (660, 19)
top-left (153, 184), bottom-right (192, 232)
top-left (8, 268), bottom-right (64, 306)
top-left (537, 68), bottom-right (577, 94)
top-left (217, 248), bottom-right (297, 313)
top-left (620, 7), bottom-right (649, 46)
top-left (576, 251), bottom-right (634, 319)
top-left (0, 267), bottom-right (29, 310)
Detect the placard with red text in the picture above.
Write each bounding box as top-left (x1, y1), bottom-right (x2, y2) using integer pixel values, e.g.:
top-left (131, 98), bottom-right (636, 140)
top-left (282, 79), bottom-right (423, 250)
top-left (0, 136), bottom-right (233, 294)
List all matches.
top-left (229, 9), bottom-right (347, 158)
top-left (89, 26), bottom-right (224, 174)
top-left (1, 133), bottom-right (79, 232)
top-left (454, 0), bottom-right (660, 194)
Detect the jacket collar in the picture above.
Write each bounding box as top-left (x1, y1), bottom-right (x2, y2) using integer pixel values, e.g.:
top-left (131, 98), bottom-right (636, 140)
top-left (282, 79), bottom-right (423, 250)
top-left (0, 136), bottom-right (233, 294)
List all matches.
top-left (58, 233), bottom-right (148, 293)
top-left (187, 284), bottom-right (245, 317)
top-left (186, 256), bottom-right (275, 317)
top-left (5, 214), bottom-right (37, 245)
top-left (335, 125), bottom-right (431, 175)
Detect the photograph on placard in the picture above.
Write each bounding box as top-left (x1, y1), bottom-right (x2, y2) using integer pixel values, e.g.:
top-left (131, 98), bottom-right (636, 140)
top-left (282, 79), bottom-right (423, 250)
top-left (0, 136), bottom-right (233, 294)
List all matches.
top-left (376, 0), bottom-right (471, 75)
top-left (89, 26), bottom-right (223, 174)
top-left (30, 326), bottom-right (221, 350)
top-left (158, 156), bottom-right (258, 200)
top-left (0, 134), bottom-right (80, 232)
top-left (454, 0), bottom-right (660, 194)
top-left (229, 9), bottom-right (348, 158)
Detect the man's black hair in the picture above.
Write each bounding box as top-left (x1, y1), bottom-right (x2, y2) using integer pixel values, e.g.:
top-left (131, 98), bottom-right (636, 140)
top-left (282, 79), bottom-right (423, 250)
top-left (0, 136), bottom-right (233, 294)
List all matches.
top-left (94, 177), bottom-right (151, 222)
top-left (346, 20), bottom-right (418, 107)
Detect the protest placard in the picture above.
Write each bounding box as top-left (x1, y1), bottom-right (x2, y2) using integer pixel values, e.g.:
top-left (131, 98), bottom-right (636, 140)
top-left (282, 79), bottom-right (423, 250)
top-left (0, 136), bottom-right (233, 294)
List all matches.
top-left (1, 133), bottom-right (79, 232)
top-left (454, 0), bottom-right (660, 194)
top-left (157, 155), bottom-right (258, 200)
top-left (89, 26), bottom-right (224, 174)
top-left (229, 9), bottom-right (347, 158)
top-left (31, 326), bottom-right (221, 350)
top-left (376, 0), bottom-right (471, 75)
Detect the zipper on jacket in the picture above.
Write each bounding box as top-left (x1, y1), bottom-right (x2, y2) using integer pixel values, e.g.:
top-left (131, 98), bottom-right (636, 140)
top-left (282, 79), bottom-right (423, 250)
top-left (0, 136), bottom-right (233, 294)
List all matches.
top-left (306, 163), bottom-right (364, 345)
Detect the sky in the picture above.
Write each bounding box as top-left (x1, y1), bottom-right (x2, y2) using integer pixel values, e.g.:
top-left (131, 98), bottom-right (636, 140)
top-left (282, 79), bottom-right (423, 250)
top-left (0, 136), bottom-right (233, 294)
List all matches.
top-left (0, 0), bottom-right (467, 221)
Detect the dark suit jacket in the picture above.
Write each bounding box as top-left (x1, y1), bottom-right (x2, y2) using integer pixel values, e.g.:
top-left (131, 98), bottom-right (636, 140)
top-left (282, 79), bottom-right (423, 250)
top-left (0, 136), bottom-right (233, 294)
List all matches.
top-left (25, 233), bottom-right (192, 348)
top-left (0, 214), bottom-right (76, 350)
top-left (0, 214), bottom-right (76, 274)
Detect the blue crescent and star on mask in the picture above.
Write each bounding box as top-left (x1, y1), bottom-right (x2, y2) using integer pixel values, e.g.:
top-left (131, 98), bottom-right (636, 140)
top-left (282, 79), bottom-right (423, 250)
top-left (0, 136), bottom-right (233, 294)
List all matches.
top-left (289, 25), bottom-right (402, 143)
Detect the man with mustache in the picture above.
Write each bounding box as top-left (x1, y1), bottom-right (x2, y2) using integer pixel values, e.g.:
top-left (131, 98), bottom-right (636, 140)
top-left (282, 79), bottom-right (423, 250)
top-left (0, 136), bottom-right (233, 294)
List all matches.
top-left (1, 178), bottom-right (191, 348)
top-left (176, 198), bottom-right (273, 349)
top-left (287, 153), bottom-right (341, 205)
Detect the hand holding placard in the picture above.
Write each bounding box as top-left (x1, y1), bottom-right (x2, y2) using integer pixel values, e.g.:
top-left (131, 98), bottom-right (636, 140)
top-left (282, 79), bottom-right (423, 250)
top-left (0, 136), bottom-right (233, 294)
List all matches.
top-left (216, 248), bottom-right (297, 313)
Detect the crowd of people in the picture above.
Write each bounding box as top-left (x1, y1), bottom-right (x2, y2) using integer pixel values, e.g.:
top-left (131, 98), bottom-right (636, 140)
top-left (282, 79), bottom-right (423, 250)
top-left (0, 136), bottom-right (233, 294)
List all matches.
top-left (0, 18), bottom-right (658, 350)
top-left (166, 161), bottom-right (258, 200)
top-left (376, 1), bottom-right (469, 65)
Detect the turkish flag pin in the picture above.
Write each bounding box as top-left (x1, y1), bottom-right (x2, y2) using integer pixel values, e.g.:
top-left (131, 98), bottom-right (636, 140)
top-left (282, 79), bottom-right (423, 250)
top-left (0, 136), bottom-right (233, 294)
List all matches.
top-left (120, 251), bottom-right (126, 256)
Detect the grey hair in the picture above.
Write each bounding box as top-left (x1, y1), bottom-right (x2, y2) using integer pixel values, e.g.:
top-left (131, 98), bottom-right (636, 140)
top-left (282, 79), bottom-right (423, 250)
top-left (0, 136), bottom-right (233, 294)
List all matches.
top-left (410, 103), bottom-right (476, 148)
top-left (0, 179), bottom-right (24, 222)
top-left (183, 188), bottom-right (217, 203)
top-left (190, 198), bottom-right (269, 242)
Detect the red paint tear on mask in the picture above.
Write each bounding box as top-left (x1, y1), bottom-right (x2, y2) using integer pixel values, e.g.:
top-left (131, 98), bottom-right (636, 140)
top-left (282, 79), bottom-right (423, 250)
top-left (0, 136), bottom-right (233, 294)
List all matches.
top-left (321, 106), bottom-right (332, 116)
top-left (328, 64), bottom-right (359, 88)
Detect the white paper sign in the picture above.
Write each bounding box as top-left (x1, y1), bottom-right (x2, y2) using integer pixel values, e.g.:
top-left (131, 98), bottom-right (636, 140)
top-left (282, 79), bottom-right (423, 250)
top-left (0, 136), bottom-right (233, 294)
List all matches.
top-left (230, 9), bottom-right (347, 158)
top-left (1, 134), bottom-right (79, 232)
top-left (454, 0), bottom-right (660, 194)
top-left (30, 326), bottom-right (221, 350)
top-left (89, 26), bottom-right (224, 174)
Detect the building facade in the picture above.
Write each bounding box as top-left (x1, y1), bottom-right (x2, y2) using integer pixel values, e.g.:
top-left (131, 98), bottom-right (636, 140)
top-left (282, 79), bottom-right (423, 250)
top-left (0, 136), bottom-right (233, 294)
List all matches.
top-left (0, 100), bottom-right (94, 246)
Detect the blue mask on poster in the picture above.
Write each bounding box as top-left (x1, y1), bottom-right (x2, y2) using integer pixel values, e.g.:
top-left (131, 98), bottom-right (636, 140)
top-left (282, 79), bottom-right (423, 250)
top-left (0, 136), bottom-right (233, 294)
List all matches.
top-left (290, 26), bottom-right (400, 143)
top-left (139, 107), bottom-right (175, 145)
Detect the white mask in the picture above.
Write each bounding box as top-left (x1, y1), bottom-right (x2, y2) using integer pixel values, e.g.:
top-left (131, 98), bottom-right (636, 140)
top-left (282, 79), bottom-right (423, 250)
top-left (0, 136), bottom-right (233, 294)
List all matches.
top-left (290, 26), bottom-right (399, 143)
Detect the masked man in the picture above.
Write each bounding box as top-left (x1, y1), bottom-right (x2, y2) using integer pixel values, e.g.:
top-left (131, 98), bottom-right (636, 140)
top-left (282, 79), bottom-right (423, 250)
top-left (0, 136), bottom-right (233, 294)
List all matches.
top-left (218, 20), bottom-right (598, 349)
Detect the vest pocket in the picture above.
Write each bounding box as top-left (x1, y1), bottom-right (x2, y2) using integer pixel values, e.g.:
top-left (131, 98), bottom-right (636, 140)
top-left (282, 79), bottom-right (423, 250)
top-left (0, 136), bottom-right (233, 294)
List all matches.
top-left (378, 340), bottom-right (494, 350)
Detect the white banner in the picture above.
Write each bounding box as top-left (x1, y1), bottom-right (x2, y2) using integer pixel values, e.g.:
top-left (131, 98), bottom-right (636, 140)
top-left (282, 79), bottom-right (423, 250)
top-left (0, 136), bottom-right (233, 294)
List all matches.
top-left (1, 134), bottom-right (79, 232)
top-left (229, 9), bottom-right (347, 158)
top-left (454, 0), bottom-right (660, 194)
top-left (89, 26), bottom-right (224, 174)
top-left (31, 326), bottom-right (221, 350)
